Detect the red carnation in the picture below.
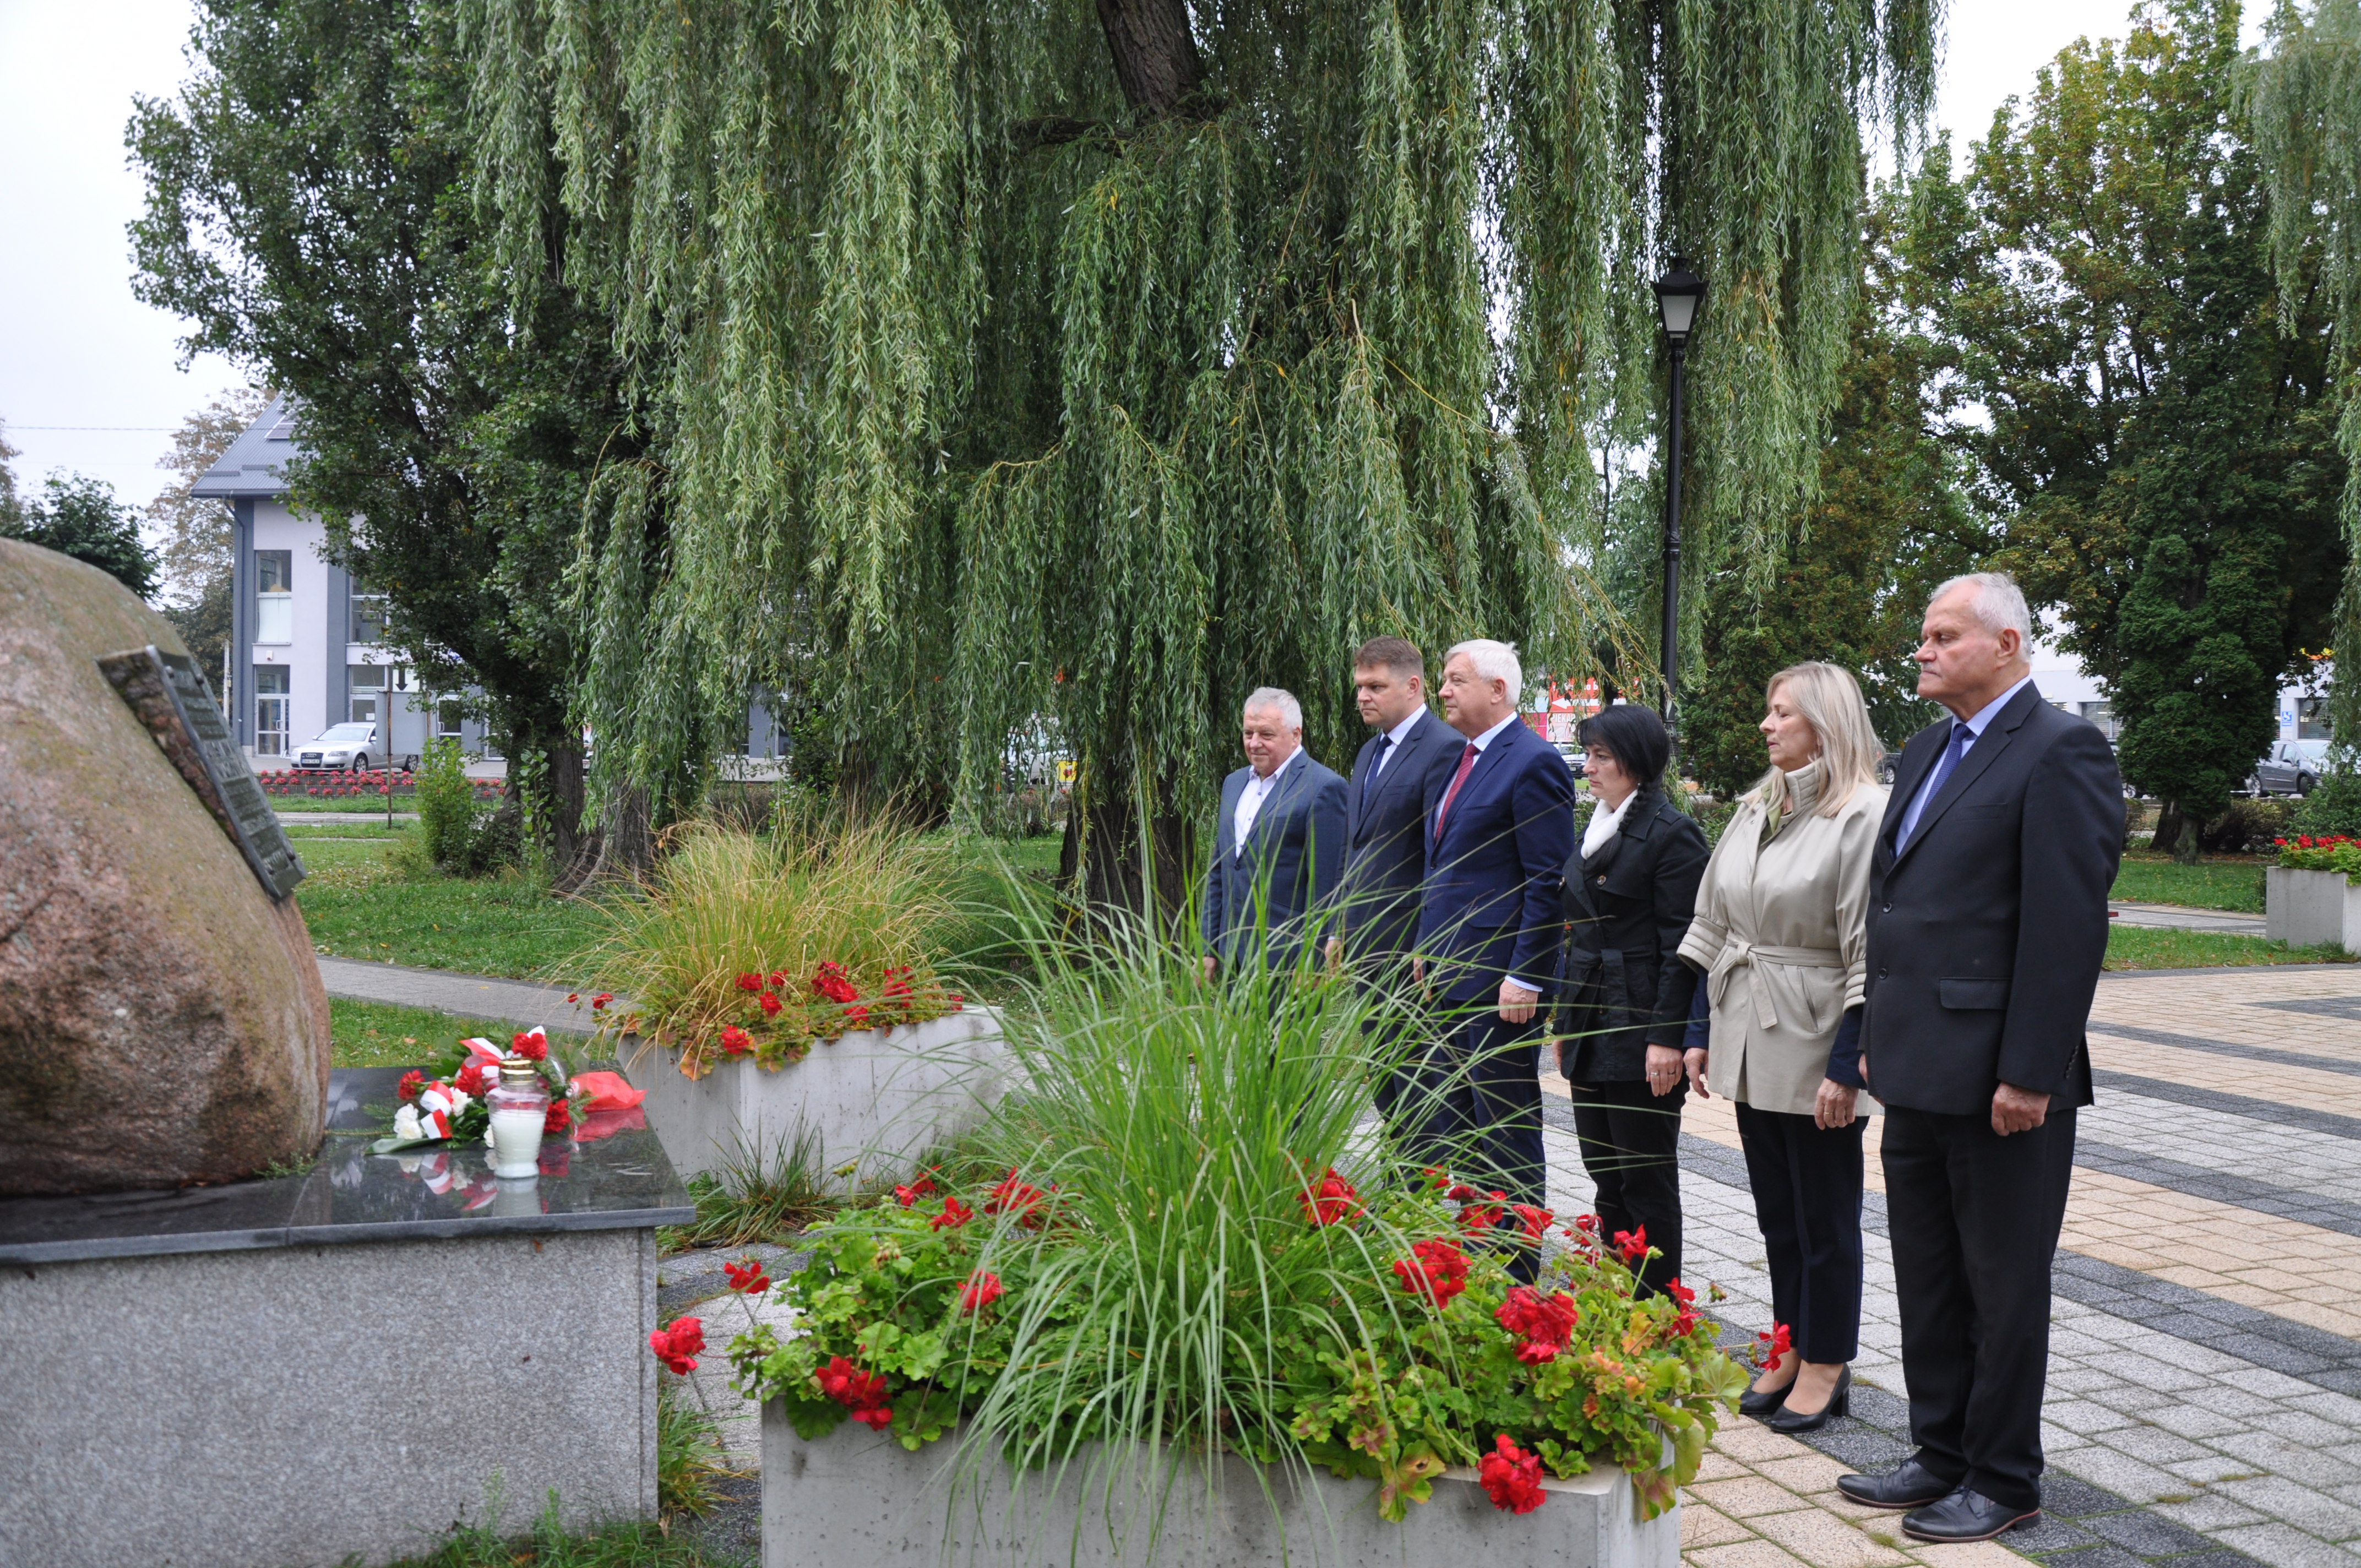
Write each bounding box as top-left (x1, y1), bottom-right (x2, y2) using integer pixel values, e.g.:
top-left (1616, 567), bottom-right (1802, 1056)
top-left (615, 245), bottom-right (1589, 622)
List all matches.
top-left (1392, 1237), bottom-right (1470, 1308)
top-left (544, 1098), bottom-right (572, 1135)
top-left (512, 1031), bottom-right (548, 1061)
top-left (1299, 1167), bottom-right (1359, 1226)
top-left (987, 1171), bottom-right (1047, 1227)
top-left (758, 991), bottom-right (783, 1017)
top-left (723, 1256), bottom-right (773, 1295)
top-left (453, 1062), bottom-right (490, 1097)
top-left (894, 1177), bottom-right (937, 1207)
top-left (396, 1069), bottom-right (426, 1103)
top-left (1495, 1285), bottom-right (1581, 1365)
top-left (720, 1025), bottom-right (754, 1057)
top-left (931, 1196), bottom-right (975, 1230)
top-left (649, 1317), bottom-right (705, 1375)
top-left (1478, 1434), bottom-right (1547, 1514)
top-left (958, 1270), bottom-right (1005, 1313)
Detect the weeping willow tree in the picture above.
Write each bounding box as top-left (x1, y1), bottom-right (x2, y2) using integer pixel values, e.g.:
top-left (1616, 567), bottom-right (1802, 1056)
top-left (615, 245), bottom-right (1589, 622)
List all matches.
top-left (2248, 0), bottom-right (2361, 736)
top-left (461, 0), bottom-right (1936, 903)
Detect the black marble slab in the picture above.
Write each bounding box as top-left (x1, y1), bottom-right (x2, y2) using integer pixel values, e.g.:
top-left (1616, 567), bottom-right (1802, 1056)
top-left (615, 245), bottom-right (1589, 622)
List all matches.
top-left (0, 1068), bottom-right (695, 1265)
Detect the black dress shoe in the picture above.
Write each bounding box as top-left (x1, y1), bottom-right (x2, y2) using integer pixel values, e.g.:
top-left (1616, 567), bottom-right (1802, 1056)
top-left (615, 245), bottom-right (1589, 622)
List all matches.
top-left (1901, 1487), bottom-right (2041, 1544)
top-left (1766, 1365), bottom-right (1849, 1433)
top-left (1835, 1458), bottom-right (1957, 1511)
top-left (1737, 1379), bottom-right (1791, 1418)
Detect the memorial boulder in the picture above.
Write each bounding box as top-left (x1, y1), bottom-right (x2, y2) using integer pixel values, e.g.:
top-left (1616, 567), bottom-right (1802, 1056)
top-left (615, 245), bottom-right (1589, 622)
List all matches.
top-left (0, 540), bottom-right (329, 1194)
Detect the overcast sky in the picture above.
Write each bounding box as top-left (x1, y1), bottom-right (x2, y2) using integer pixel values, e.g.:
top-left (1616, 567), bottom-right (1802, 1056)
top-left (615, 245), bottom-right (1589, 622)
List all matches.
top-left (0, 0), bottom-right (2264, 516)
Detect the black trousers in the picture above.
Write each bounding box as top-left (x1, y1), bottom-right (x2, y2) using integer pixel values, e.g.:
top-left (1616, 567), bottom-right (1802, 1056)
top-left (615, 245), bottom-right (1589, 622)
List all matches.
top-left (1883, 1104), bottom-right (2077, 1513)
top-left (1402, 1006), bottom-right (1549, 1210)
top-left (1734, 1102), bottom-right (1865, 1364)
top-left (1570, 1076), bottom-right (1685, 1295)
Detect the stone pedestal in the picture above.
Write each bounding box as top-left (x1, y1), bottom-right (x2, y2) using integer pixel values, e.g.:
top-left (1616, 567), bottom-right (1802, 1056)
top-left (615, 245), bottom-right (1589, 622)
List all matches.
top-left (0, 1068), bottom-right (693, 1568)
top-left (622, 1007), bottom-right (1008, 1185)
top-left (761, 1405), bottom-right (1678, 1568)
top-left (2266, 867), bottom-right (2361, 949)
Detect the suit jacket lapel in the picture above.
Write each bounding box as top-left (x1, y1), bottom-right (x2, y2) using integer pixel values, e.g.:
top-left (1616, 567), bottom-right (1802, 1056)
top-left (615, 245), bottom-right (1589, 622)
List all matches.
top-left (1436, 723), bottom-right (1515, 852)
top-left (1347, 736), bottom-right (1383, 845)
top-left (1879, 729), bottom-right (1941, 865)
top-left (1245, 756), bottom-right (1306, 857)
top-left (1890, 685), bottom-right (2042, 869)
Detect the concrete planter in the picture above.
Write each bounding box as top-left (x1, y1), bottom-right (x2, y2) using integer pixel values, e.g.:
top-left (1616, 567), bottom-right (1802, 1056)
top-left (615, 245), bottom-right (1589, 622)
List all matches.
top-left (2266, 867), bottom-right (2361, 949)
top-left (760, 1403), bottom-right (1678, 1568)
top-left (623, 1006), bottom-right (1008, 1184)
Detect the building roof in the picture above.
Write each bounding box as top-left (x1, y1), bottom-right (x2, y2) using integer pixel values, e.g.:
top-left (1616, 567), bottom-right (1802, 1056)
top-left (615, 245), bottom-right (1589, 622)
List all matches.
top-left (189, 396), bottom-right (298, 499)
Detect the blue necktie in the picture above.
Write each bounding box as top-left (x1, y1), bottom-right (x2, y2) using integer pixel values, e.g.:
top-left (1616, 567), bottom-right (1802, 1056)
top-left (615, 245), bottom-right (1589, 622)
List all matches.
top-left (1363, 736), bottom-right (1394, 809)
top-left (1901, 722), bottom-right (1971, 849)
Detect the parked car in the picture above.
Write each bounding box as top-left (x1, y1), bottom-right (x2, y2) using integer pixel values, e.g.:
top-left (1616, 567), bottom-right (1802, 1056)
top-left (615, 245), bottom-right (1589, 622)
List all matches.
top-left (2255, 738), bottom-right (2331, 796)
top-left (292, 721), bottom-right (381, 771)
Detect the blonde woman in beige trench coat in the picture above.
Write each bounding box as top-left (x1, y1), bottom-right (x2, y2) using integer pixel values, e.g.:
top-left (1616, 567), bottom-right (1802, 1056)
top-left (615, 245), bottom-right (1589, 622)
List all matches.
top-left (1678, 661), bottom-right (1889, 1435)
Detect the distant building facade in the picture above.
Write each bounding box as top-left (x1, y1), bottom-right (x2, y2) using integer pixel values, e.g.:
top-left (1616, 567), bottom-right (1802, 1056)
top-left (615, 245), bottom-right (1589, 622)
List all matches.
top-left (191, 399), bottom-right (495, 766)
top-left (2030, 636), bottom-right (2330, 744)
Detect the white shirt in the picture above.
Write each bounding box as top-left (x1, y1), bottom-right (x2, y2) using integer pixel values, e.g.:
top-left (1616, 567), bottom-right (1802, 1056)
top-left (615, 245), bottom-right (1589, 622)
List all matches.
top-left (1897, 673), bottom-right (2035, 844)
top-left (1370, 707), bottom-right (1425, 782)
top-left (1233, 747), bottom-right (1299, 857)
top-left (1436, 711), bottom-right (1539, 994)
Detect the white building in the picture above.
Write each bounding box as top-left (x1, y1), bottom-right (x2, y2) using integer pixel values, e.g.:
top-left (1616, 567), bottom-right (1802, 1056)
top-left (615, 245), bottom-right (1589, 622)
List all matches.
top-left (192, 399), bottom-right (499, 767)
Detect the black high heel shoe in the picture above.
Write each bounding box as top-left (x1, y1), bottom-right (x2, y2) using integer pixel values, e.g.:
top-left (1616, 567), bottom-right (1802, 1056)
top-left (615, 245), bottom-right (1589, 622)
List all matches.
top-left (1766, 1364), bottom-right (1850, 1434)
top-left (1738, 1379), bottom-right (1792, 1419)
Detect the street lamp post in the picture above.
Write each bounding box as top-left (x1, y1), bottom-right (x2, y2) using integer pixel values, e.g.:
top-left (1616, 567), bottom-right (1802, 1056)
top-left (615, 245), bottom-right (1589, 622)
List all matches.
top-left (1651, 258), bottom-right (1705, 771)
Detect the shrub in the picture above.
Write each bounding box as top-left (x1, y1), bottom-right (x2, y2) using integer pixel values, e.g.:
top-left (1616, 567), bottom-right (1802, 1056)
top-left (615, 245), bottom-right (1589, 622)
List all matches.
top-left (415, 738), bottom-right (480, 870)
top-left (2199, 797), bottom-right (2289, 854)
top-left (2289, 764), bottom-right (2361, 839)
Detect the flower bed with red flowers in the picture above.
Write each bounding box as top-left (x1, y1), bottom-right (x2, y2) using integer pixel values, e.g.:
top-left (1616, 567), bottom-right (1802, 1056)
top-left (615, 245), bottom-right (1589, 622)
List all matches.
top-left (2275, 834), bottom-right (2361, 875)
top-left (719, 1167), bottom-right (1742, 1524)
top-left (602, 959), bottom-right (967, 1079)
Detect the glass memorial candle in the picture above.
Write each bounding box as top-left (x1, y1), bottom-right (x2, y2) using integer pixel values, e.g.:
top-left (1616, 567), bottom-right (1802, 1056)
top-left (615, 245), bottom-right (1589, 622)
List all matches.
top-left (486, 1060), bottom-right (552, 1178)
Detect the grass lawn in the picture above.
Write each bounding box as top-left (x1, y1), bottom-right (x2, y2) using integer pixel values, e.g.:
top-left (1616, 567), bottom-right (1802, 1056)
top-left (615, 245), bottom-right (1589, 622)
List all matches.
top-left (330, 997), bottom-right (594, 1068)
top-left (269, 794), bottom-right (422, 812)
top-left (2106, 924), bottom-right (2353, 970)
top-left (296, 839), bottom-right (611, 981)
top-left (2109, 851), bottom-right (2268, 913)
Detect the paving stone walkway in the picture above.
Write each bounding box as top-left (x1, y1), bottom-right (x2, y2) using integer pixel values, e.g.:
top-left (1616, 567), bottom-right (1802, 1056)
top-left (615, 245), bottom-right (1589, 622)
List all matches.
top-left (2108, 902), bottom-right (2268, 935)
top-left (314, 956), bottom-right (603, 1031)
top-left (1547, 965), bottom-right (2361, 1568)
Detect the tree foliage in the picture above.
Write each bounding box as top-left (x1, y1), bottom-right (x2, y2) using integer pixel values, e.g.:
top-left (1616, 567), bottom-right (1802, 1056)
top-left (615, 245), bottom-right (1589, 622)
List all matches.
top-left (463, 0), bottom-right (1936, 899)
top-left (1904, 0), bottom-right (2344, 853)
top-left (1688, 199), bottom-right (1978, 801)
top-left (150, 386), bottom-right (269, 683)
top-left (1, 473), bottom-right (161, 601)
top-left (2246, 0), bottom-right (2361, 734)
top-left (128, 0), bottom-right (638, 879)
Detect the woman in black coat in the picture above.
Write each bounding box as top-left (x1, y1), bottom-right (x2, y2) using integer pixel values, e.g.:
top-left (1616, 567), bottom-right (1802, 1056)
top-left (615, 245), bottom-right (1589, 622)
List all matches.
top-left (1554, 704), bottom-right (1708, 1296)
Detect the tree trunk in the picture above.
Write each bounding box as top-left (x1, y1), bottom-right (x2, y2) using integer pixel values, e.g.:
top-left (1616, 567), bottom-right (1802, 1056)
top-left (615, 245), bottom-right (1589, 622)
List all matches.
top-left (1059, 782), bottom-right (1194, 938)
top-left (547, 741), bottom-right (586, 871)
top-left (2150, 799), bottom-right (2183, 857)
top-left (557, 783), bottom-right (655, 890)
top-left (1095, 0), bottom-right (1204, 116)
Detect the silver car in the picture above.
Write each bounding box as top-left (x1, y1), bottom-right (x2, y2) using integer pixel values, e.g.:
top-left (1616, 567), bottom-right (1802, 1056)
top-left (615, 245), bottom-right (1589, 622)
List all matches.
top-left (293, 721), bottom-right (380, 771)
top-left (2256, 738), bottom-right (2330, 796)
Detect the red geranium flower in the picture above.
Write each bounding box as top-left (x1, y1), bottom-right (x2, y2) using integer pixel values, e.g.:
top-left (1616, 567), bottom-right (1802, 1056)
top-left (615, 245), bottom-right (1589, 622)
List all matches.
top-left (735, 973), bottom-right (763, 992)
top-left (987, 1171), bottom-right (1047, 1227)
top-left (1495, 1285), bottom-right (1582, 1365)
top-left (567, 992), bottom-right (580, 1004)
top-left (845, 1004), bottom-right (870, 1028)
top-left (1614, 1225), bottom-right (1649, 1264)
top-left (720, 1025), bottom-right (754, 1057)
top-left (1459, 1190), bottom-right (1506, 1235)
top-left (882, 966), bottom-right (915, 1001)
top-left (812, 963), bottom-right (859, 1005)
top-left (1477, 1433), bottom-right (1547, 1514)
top-left (931, 1196), bottom-right (975, 1230)
top-left (512, 1030), bottom-right (548, 1061)
top-left (543, 1098), bottom-right (572, 1135)
top-left (592, 993), bottom-right (613, 1011)
top-left (814, 1355), bottom-right (893, 1429)
top-left (1392, 1237), bottom-right (1470, 1308)
top-left (767, 970), bottom-right (787, 988)
top-left (1754, 1321), bottom-right (1794, 1371)
top-left (894, 1177), bottom-right (937, 1207)
top-left (1664, 1277), bottom-right (1699, 1337)
top-left (1299, 1167), bottom-right (1359, 1226)
top-left (397, 1069), bottom-right (426, 1103)
top-left (454, 1062), bottom-right (490, 1097)
top-left (649, 1317), bottom-right (705, 1375)
top-left (758, 991), bottom-right (783, 1017)
top-left (723, 1256), bottom-right (772, 1295)
top-left (1512, 1204), bottom-right (1553, 1243)
top-left (959, 1270), bottom-right (1005, 1312)
top-left (948, 993), bottom-right (964, 1011)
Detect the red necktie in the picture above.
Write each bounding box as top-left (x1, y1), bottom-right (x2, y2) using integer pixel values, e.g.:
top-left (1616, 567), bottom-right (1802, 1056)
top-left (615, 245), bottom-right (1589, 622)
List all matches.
top-left (1433, 742), bottom-right (1479, 839)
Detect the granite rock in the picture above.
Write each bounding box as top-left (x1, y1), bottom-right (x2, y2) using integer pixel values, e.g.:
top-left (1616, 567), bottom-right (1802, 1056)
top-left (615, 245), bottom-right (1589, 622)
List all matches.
top-left (0, 540), bottom-right (330, 1194)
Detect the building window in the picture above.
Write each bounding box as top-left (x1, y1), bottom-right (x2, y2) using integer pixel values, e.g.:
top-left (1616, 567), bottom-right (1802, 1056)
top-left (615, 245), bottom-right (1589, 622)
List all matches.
top-left (349, 591), bottom-right (387, 645)
top-left (436, 700), bottom-right (465, 741)
top-left (255, 665), bottom-right (291, 756)
top-left (349, 663), bottom-right (386, 723)
top-left (2301, 696), bottom-right (2331, 739)
top-left (255, 550), bottom-right (293, 644)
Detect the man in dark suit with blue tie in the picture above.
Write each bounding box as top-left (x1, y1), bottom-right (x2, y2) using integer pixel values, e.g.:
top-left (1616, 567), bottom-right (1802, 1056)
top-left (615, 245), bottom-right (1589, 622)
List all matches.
top-left (1326, 638), bottom-right (1467, 1113)
top-left (1408, 640), bottom-right (1576, 1205)
top-left (1201, 688), bottom-right (1350, 979)
top-left (1836, 573), bottom-right (2122, 1545)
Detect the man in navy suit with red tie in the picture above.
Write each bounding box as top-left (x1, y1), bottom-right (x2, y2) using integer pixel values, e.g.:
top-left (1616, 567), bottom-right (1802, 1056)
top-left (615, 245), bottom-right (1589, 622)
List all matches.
top-left (1410, 639), bottom-right (1576, 1206)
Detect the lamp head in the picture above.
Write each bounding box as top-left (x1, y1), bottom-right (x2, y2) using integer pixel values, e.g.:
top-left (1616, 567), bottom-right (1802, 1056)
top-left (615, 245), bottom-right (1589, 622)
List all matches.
top-left (1652, 258), bottom-right (1706, 344)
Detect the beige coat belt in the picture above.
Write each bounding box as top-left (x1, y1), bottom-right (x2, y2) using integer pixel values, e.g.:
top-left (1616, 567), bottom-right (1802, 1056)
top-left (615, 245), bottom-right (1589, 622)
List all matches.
top-left (1706, 941), bottom-right (1843, 1032)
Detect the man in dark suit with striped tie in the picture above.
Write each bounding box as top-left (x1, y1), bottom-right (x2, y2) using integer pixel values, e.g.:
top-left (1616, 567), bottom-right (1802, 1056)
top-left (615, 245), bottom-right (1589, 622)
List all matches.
top-left (1836, 573), bottom-right (2122, 1544)
top-left (1326, 638), bottom-right (1466, 1114)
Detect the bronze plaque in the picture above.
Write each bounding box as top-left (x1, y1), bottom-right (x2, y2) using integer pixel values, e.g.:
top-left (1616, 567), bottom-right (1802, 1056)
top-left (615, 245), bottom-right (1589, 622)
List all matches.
top-left (98, 644), bottom-right (307, 900)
